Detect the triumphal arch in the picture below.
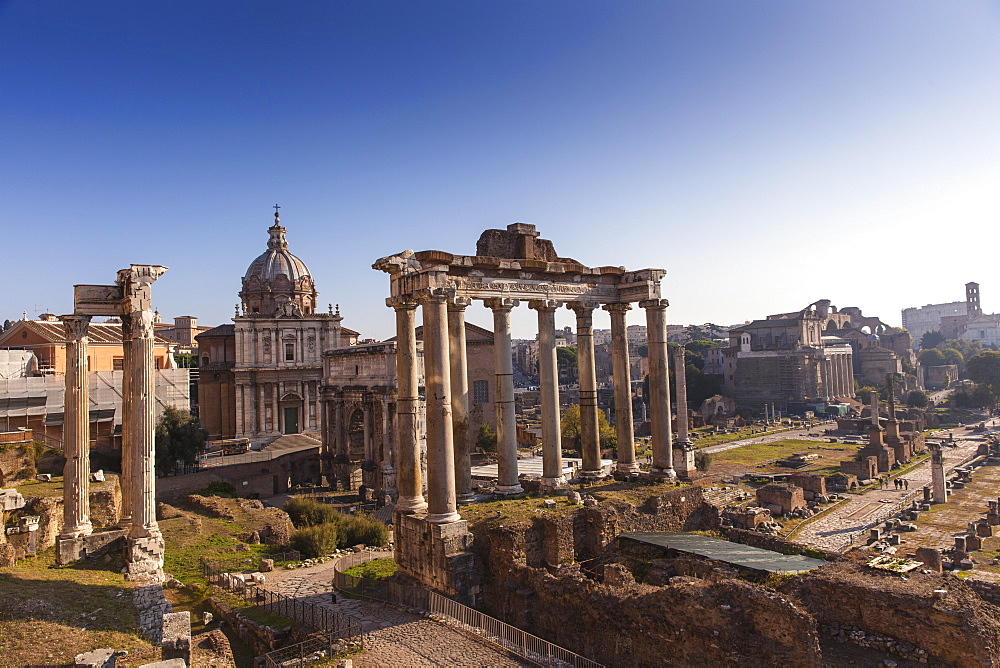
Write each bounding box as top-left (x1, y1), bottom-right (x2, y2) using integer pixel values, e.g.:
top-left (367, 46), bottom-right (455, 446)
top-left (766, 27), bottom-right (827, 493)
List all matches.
top-left (374, 223), bottom-right (686, 602)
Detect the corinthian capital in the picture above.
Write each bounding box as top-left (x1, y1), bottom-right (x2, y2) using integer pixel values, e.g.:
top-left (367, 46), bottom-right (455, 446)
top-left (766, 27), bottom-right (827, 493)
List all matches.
top-left (59, 314), bottom-right (91, 340)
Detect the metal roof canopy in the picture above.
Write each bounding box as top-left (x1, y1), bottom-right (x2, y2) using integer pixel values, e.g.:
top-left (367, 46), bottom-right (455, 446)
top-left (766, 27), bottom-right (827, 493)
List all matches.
top-left (620, 531), bottom-right (827, 575)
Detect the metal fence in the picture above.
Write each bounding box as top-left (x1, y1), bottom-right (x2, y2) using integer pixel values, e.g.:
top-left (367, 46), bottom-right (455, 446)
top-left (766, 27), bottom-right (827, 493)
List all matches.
top-left (261, 630), bottom-right (359, 668)
top-left (203, 552), bottom-right (368, 668)
top-left (332, 551), bottom-right (603, 668)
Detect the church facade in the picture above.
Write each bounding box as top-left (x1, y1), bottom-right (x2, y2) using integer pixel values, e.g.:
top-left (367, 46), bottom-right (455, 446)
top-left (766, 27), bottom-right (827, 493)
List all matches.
top-left (198, 210), bottom-right (357, 440)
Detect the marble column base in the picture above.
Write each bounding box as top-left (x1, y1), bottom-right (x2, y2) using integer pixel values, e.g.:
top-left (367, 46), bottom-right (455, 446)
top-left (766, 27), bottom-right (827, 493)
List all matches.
top-left (540, 475), bottom-right (569, 490)
top-left (456, 492), bottom-right (477, 505)
top-left (125, 534), bottom-right (165, 583)
top-left (425, 511), bottom-right (463, 524)
top-left (615, 462), bottom-right (641, 474)
top-left (59, 522), bottom-right (93, 541)
top-left (396, 495), bottom-right (429, 514)
top-left (494, 483), bottom-right (524, 496)
top-left (649, 467), bottom-right (677, 479)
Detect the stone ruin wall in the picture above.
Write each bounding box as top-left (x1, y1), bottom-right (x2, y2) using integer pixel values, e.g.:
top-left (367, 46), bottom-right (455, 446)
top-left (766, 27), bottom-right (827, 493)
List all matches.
top-left (469, 485), bottom-right (1000, 667)
top-left (0, 445), bottom-right (35, 485)
top-left (0, 475), bottom-right (121, 563)
top-left (472, 486), bottom-right (820, 666)
top-left (787, 556), bottom-right (1000, 668)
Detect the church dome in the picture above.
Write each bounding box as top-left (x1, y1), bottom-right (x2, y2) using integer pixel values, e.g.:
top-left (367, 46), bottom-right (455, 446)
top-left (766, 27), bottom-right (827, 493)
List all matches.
top-left (239, 210), bottom-right (318, 317)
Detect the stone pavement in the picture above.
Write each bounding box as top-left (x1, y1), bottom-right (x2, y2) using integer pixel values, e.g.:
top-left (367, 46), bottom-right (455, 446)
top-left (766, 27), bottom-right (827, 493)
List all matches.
top-left (791, 430), bottom-right (982, 552)
top-left (263, 559), bottom-right (527, 667)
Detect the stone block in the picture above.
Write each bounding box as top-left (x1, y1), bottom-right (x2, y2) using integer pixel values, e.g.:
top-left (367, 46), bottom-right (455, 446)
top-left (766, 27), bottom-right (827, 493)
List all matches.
top-left (966, 535), bottom-right (983, 551)
top-left (954, 536), bottom-right (967, 552)
top-left (138, 660), bottom-right (186, 668)
top-left (160, 611), bottom-right (191, 664)
top-left (989, 513), bottom-right (1000, 527)
top-left (0, 489), bottom-right (25, 511)
top-left (978, 523), bottom-right (995, 537)
top-left (75, 648), bottom-right (116, 668)
top-left (915, 547), bottom-right (943, 573)
top-left (90, 469), bottom-right (106, 483)
top-left (259, 558), bottom-right (274, 572)
top-left (35, 474), bottom-right (51, 482)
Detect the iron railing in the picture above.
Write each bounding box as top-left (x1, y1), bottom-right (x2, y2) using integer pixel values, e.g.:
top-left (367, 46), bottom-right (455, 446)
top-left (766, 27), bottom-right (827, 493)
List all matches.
top-left (333, 551), bottom-right (603, 668)
top-left (261, 630), bottom-right (359, 668)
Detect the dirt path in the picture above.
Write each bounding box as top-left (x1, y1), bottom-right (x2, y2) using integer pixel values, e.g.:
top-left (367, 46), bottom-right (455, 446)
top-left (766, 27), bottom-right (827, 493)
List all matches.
top-left (791, 430), bottom-right (982, 551)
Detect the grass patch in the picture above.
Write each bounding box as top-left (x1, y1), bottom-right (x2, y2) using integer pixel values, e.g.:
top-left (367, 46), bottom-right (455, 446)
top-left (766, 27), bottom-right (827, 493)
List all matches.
top-left (344, 558), bottom-right (397, 581)
top-left (0, 548), bottom-right (151, 667)
top-left (160, 513), bottom-right (272, 585)
top-left (711, 438), bottom-right (858, 476)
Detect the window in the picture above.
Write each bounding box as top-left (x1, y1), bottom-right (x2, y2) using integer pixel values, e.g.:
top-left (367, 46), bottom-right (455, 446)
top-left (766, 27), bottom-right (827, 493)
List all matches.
top-left (285, 343), bottom-right (294, 361)
top-left (113, 358), bottom-right (124, 371)
top-left (473, 380), bottom-right (489, 404)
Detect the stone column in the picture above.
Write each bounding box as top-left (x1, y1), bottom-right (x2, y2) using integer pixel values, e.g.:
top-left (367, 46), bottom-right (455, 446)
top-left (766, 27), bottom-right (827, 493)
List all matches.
top-left (390, 298), bottom-right (427, 514)
top-left (118, 312), bottom-right (134, 530)
top-left (531, 300), bottom-right (566, 487)
top-left (840, 354), bottom-right (850, 398)
top-left (487, 298), bottom-right (523, 494)
top-left (672, 344), bottom-right (695, 479)
top-left (60, 315), bottom-right (93, 539)
top-left (126, 308), bottom-right (160, 539)
top-left (820, 357), bottom-right (831, 402)
top-left (448, 297), bottom-right (474, 503)
top-left (118, 264), bottom-right (167, 581)
top-left (420, 289), bottom-right (460, 523)
top-left (930, 442), bottom-right (948, 503)
top-left (272, 383), bottom-right (279, 433)
top-left (571, 302), bottom-right (603, 479)
top-left (641, 299), bottom-right (675, 478)
top-left (604, 303), bottom-right (638, 474)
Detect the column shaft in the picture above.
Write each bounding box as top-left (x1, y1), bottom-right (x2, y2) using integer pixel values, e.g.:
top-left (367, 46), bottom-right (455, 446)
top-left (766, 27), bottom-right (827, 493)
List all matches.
top-left (605, 303), bottom-right (638, 474)
top-left (60, 315), bottom-right (92, 538)
top-left (391, 300), bottom-right (427, 513)
top-left (531, 301), bottom-right (565, 486)
top-left (421, 291), bottom-right (460, 522)
top-left (488, 298), bottom-right (523, 494)
top-left (572, 303), bottom-right (602, 477)
top-left (118, 315), bottom-right (134, 530)
top-left (448, 299), bottom-right (474, 502)
top-left (128, 309), bottom-right (160, 538)
top-left (642, 299), bottom-right (675, 477)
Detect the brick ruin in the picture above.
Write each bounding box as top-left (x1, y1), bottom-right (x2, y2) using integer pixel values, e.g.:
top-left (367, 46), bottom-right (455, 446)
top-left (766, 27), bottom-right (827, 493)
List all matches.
top-left (465, 486), bottom-right (1000, 667)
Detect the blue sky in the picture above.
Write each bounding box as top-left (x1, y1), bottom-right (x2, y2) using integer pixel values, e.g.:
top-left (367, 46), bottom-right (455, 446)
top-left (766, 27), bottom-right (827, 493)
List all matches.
top-left (3, 1), bottom-right (999, 339)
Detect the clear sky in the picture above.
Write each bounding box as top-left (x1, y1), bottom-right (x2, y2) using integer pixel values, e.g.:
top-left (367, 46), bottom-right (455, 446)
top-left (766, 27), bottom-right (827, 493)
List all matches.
top-left (3, 1), bottom-right (999, 340)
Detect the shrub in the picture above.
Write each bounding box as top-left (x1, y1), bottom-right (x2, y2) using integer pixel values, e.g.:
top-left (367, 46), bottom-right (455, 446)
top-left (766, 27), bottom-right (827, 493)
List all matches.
top-left (284, 497), bottom-right (341, 528)
top-left (290, 524), bottom-right (340, 558)
top-left (694, 449), bottom-right (711, 473)
top-left (340, 514), bottom-right (389, 548)
top-left (198, 481), bottom-right (239, 498)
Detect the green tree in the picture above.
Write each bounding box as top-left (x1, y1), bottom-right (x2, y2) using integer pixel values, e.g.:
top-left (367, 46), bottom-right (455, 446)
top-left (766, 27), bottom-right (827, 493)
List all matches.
top-left (694, 450), bottom-right (711, 473)
top-left (919, 348), bottom-right (945, 367)
top-left (560, 405), bottom-right (616, 453)
top-left (939, 348), bottom-right (964, 368)
top-left (154, 406), bottom-right (208, 474)
top-left (905, 389), bottom-right (929, 408)
top-left (476, 423), bottom-right (497, 453)
top-left (920, 330), bottom-right (945, 350)
top-left (556, 346), bottom-right (578, 382)
top-left (966, 351), bottom-right (1000, 408)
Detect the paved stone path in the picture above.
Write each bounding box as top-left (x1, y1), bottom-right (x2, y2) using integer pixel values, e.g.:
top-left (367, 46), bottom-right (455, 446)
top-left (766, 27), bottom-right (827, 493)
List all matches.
top-left (262, 559), bottom-right (527, 667)
top-left (792, 429), bottom-right (982, 551)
